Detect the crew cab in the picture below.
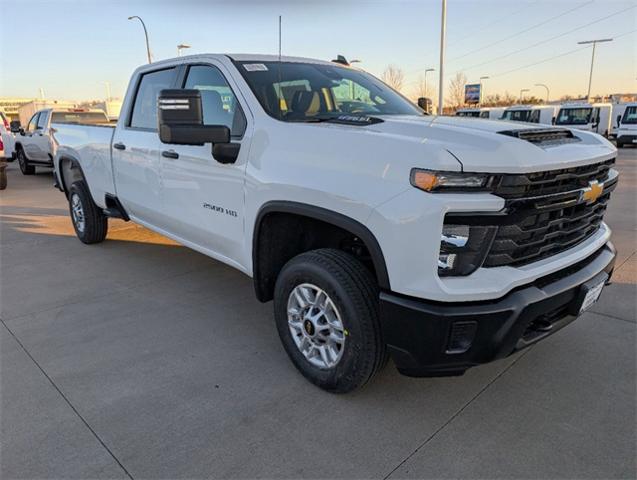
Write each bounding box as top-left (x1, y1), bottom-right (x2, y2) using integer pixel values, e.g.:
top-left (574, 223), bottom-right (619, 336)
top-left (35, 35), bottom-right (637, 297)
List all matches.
top-left (51, 54), bottom-right (618, 393)
top-left (14, 108), bottom-right (109, 175)
top-left (615, 102), bottom-right (637, 148)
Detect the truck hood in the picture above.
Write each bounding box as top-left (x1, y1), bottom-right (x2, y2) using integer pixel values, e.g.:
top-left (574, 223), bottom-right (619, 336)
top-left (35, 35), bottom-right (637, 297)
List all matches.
top-left (367, 115), bottom-right (616, 173)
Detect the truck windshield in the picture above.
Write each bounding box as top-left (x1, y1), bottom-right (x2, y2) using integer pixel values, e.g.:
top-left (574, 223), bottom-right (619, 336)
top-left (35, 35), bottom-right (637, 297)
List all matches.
top-left (501, 110), bottom-right (531, 122)
top-left (555, 108), bottom-right (592, 125)
top-left (622, 106), bottom-right (637, 124)
top-left (235, 61), bottom-right (422, 121)
top-left (51, 111), bottom-right (109, 124)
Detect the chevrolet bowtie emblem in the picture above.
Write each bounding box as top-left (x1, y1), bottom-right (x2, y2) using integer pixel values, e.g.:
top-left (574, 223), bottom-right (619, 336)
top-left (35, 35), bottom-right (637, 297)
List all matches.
top-left (581, 180), bottom-right (604, 204)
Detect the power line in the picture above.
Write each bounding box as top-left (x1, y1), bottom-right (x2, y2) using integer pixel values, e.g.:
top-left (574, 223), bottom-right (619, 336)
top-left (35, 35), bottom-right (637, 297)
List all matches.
top-left (452, 5), bottom-right (636, 75)
top-left (447, 0), bottom-right (594, 63)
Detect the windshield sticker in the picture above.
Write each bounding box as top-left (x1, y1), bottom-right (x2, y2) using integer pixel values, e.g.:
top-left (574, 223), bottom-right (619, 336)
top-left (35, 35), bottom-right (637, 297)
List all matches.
top-left (243, 63), bottom-right (268, 72)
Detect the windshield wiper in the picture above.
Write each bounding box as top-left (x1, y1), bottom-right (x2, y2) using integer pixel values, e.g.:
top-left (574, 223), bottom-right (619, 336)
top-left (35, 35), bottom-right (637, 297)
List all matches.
top-left (293, 114), bottom-right (384, 126)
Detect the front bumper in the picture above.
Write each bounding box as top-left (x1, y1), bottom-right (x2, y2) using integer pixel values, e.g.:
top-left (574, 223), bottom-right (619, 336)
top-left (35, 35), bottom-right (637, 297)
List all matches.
top-left (617, 134), bottom-right (637, 145)
top-left (380, 242), bottom-right (616, 377)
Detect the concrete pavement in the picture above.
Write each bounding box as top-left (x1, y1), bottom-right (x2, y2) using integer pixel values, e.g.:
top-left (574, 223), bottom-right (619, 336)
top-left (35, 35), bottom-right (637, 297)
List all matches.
top-left (1, 150), bottom-right (635, 479)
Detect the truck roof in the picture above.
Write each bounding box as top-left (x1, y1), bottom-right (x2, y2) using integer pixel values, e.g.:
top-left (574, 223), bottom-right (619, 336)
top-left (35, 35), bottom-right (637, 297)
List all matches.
top-left (142, 53), bottom-right (335, 68)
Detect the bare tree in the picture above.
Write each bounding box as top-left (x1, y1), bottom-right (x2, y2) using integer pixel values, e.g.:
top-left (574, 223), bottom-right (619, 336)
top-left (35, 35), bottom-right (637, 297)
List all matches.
top-left (382, 65), bottom-right (405, 92)
top-left (446, 72), bottom-right (468, 109)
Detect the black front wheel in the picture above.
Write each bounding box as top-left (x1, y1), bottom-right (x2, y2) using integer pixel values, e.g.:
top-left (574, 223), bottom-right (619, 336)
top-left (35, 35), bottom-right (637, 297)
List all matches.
top-left (274, 249), bottom-right (386, 393)
top-left (17, 148), bottom-right (35, 175)
top-left (68, 181), bottom-right (108, 244)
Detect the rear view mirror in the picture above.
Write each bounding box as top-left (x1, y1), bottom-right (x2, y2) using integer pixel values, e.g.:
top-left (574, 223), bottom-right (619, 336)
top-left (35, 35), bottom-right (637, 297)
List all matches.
top-left (158, 89), bottom-right (230, 145)
top-left (10, 120), bottom-right (21, 133)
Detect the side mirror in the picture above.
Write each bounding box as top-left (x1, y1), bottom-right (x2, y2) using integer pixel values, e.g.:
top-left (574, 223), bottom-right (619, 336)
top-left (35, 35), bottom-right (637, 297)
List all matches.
top-left (617, 114), bottom-right (622, 127)
top-left (551, 117), bottom-right (556, 125)
top-left (10, 120), bottom-right (21, 134)
top-left (417, 97), bottom-right (432, 114)
top-left (158, 89), bottom-right (230, 145)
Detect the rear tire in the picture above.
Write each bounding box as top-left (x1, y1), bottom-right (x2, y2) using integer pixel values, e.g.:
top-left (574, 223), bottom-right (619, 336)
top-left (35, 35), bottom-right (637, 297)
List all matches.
top-left (68, 181), bottom-right (108, 244)
top-left (274, 248), bottom-right (386, 393)
top-left (17, 148), bottom-right (35, 175)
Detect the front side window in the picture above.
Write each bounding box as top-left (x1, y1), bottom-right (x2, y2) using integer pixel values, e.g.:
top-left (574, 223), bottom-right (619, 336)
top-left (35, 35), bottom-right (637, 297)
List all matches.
top-left (622, 106), bottom-right (637, 124)
top-left (529, 110), bottom-right (540, 123)
top-left (130, 68), bottom-right (177, 129)
top-left (184, 65), bottom-right (246, 137)
top-left (37, 112), bottom-right (48, 129)
top-left (27, 113), bottom-right (39, 132)
top-left (555, 108), bottom-right (592, 125)
top-left (501, 110), bottom-right (531, 122)
top-left (236, 61), bottom-right (422, 121)
top-left (480, 111), bottom-right (490, 118)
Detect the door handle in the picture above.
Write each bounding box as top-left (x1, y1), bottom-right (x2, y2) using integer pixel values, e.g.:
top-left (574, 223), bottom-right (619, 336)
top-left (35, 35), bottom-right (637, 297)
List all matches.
top-left (113, 142), bottom-right (126, 150)
top-left (161, 150), bottom-right (179, 159)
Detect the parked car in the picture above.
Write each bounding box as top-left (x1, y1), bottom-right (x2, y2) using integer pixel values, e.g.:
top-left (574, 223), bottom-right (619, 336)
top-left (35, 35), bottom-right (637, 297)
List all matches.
top-left (615, 102), bottom-right (637, 148)
top-left (500, 105), bottom-right (557, 125)
top-left (51, 54), bottom-right (618, 393)
top-left (555, 103), bottom-right (612, 137)
top-left (0, 110), bottom-right (16, 161)
top-left (455, 107), bottom-right (504, 119)
top-left (13, 108), bottom-right (109, 175)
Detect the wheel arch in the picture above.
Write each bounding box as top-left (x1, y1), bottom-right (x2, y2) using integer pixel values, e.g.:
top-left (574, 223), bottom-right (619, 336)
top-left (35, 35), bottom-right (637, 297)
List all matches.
top-left (252, 201), bottom-right (390, 302)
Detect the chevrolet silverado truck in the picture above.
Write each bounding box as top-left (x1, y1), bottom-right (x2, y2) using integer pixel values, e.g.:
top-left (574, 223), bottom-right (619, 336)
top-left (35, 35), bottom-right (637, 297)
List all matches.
top-left (14, 108), bottom-right (109, 175)
top-left (51, 54), bottom-right (618, 393)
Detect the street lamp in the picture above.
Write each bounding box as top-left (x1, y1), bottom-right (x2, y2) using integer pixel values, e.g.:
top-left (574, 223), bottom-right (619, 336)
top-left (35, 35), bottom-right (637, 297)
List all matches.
top-left (101, 81), bottom-right (111, 102)
top-left (424, 68), bottom-right (435, 98)
top-left (578, 38), bottom-right (613, 102)
top-left (128, 16), bottom-right (152, 64)
top-left (535, 83), bottom-right (550, 103)
top-left (177, 43), bottom-right (191, 57)
top-left (519, 88), bottom-right (530, 104)
top-left (479, 76), bottom-right (489, 106)
top-left (438, 0), bottom-right (447, 114)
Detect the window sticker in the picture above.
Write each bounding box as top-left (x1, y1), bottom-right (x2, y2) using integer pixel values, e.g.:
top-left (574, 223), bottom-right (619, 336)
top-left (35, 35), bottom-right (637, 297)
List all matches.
top-left (243, 63), bottom-right (269, 72)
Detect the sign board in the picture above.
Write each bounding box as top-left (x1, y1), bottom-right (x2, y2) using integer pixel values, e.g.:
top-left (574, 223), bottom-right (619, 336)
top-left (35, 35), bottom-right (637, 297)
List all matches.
top-left (464, 84), bottom-right (481, 105)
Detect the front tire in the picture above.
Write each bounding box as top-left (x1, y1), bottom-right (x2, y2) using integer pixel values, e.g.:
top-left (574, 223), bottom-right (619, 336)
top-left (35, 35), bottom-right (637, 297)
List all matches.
top-left (274, 249), bottom-right (386, 393)
top-left (17, 148), bottom-right (35, 175)
top-left (68, 181), bottom-right (108, 244)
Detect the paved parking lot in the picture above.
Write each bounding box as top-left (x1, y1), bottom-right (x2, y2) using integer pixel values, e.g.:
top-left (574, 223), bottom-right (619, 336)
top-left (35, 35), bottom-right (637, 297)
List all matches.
top-left (1, 150), bottom-right (635, 479)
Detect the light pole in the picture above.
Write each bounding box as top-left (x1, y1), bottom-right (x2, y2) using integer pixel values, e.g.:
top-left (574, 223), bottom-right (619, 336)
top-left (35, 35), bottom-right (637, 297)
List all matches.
top-left (519, 88), bottom-right (530, 104)
top-left (578, 38), bottom-right (613, 101)
top-left (438, 0), bottom-right (447, 115)
top-left (128, 16), bottom-right (152, 64)
top-left (177, 44), bottom-right (191, 57)
top-left (424, 68), bottom-right (435, 98)
top-left (479, 75), bottom-right (489, 106)
top-left (535, 83), bottom-right (550, 103)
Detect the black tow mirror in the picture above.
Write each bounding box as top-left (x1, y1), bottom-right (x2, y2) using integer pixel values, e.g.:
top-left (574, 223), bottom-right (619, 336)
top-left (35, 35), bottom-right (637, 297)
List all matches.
top-left (10, 120), bottom-right (22, 134)
top-left (417, 97), bottom-right (432, 114)
top-left (617, 114), bottom-right (622, 127)
top-left (158, 89), bottom-right (230, 145)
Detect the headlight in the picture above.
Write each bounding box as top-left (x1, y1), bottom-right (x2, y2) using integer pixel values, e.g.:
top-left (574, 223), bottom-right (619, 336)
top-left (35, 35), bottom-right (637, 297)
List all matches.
top-left (411, 169), bottom-right (495, 192)
top-left (438, 224), bottom-right (497, 276)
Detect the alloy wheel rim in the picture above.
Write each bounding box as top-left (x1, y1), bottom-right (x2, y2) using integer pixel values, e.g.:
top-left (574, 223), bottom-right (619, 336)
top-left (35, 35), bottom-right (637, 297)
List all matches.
top-left (287, 283), bottom-right (346, 369)
top-left (71, 193), bottom-right (85, 233)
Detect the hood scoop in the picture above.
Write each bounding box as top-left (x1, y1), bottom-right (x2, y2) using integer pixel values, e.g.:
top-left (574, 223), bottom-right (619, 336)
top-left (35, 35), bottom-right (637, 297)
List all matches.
top-left (498, 128), bottom-right (580, 146)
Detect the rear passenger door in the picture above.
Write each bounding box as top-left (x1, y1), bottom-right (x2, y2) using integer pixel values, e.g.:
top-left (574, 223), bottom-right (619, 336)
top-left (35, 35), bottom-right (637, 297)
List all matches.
top-left (112, 67), bottom-right (178, 227)
top-left (159, 62), bottom-right (251, 266)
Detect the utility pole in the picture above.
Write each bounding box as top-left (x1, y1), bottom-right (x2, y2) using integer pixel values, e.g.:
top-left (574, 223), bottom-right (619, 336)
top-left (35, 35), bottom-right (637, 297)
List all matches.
top-left (437, 0), bottom-right (447, 115)
top-left (578, 38), bottom-right (612, 102)
top-left (128, 16), bottom-right (152, 63)
top-left (535, 83), bottom-right (550, 103)
top-left (101, 81), bottom-right (111, 102)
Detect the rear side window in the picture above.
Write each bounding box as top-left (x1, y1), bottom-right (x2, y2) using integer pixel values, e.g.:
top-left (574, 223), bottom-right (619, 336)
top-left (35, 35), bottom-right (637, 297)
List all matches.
top-left (130, 68), bottom-right (177, 129)
top-left (184, 65), bottom-right (246, 137)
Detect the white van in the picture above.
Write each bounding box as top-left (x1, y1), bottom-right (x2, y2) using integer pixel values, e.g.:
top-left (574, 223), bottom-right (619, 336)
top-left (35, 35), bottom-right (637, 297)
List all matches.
top-left (610, 103), bottom-right (628, 139)
top-left (455, 107), bottom-right (504, 120)
top-left (555, 103), bottom-right (612, 137)
top-left (615, 102), bottom-right (637, 148)
top-left (500, 105), bottom-right (557, 125)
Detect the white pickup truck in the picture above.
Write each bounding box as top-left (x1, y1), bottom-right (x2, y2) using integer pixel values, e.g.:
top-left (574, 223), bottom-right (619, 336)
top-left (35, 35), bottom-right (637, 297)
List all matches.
top-left (14, 108), bottom-right (109, 175)
top-left (52, 54), bottom-right (618, 393)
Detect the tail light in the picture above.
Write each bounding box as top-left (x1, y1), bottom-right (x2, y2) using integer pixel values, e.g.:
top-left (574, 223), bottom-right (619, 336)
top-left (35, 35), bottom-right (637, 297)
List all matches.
top-left (0, 137), bottom-right (4, 150)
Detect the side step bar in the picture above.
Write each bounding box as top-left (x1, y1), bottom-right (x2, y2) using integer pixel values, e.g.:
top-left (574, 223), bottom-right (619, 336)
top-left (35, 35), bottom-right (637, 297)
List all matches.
top-left (104, 194), bottom-right (130, 221)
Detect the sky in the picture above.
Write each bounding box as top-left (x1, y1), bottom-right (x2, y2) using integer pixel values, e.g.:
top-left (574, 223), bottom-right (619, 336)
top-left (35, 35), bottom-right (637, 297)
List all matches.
top-left (0, 0), bottom-right (635, 102)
